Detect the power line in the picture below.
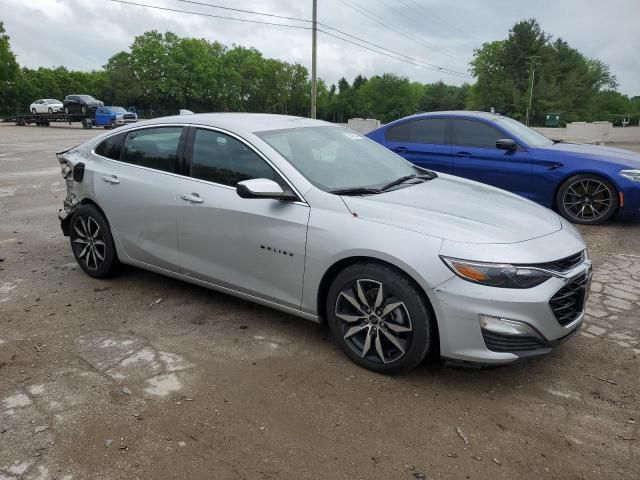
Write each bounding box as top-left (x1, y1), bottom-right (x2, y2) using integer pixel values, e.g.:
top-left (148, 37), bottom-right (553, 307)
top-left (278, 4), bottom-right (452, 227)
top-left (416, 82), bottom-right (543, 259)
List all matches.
top-left (317, 23), bottom-right (471, 77)
top-left (173, 0), bottom-right (311, 24)
top-left (393, 0), bottom-right (478, 49)
top-left (318, 29), bottom-right (470, 78)
top-left (101, 0), bottom-right (471, 79)
top-left (337, 0), bottom-right (468, 64)
top-left (169, 0), bottom-right (469, 75)
top-left (103, 0), bottom-right (313, 30)
top-left (404, 0), bottom-right (482, 45)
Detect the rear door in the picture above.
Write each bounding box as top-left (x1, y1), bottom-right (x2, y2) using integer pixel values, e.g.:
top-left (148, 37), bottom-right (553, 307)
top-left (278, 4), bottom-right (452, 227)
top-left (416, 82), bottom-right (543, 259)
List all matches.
top-left (92, 125), bottom-right (186, 271)
top-left (383, 118), bottom-right (452, 173)
top-left (451, 118), bottom-right (532, 196)
top-left (176, 127), bottom-right (309, 309)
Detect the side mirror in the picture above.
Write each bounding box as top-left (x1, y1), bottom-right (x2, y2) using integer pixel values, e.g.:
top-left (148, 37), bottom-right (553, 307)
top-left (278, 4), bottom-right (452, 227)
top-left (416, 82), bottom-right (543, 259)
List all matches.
top-left (237, 178), bottom-right (291, 200)
top-left (496, 138), bottom-right (517, 151)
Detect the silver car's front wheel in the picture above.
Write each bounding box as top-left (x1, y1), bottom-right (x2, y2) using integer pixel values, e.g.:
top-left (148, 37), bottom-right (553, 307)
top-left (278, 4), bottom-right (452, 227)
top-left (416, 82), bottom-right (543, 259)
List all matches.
top-left (335, 279), bottom-right (412, 364)
top-left (327, 263), bottom-right (433, 374)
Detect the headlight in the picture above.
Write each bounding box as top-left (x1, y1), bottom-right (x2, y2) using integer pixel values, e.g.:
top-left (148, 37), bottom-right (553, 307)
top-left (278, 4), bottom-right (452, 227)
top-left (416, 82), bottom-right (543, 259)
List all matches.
top-left (440, 256), bottom-right (551, 288)
top-left (620, 169), bottom-right (640, 182)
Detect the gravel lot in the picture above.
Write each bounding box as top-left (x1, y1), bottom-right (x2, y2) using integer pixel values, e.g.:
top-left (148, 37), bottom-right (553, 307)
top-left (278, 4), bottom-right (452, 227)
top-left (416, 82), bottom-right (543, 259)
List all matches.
top-left (1, 123), bottom-right (639, 480)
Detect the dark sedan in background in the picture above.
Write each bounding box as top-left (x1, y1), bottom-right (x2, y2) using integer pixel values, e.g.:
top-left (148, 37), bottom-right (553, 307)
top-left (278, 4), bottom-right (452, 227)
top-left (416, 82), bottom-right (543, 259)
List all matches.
top-left (63, 94), bottom-right (104, 114)
top-left (367, 111), bottom-right (640, 224)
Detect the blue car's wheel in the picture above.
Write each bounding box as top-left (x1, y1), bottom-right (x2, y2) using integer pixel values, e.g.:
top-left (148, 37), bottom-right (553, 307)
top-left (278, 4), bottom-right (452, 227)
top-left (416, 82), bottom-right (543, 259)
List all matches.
top-left (557, 174), bottom-right (618, 225)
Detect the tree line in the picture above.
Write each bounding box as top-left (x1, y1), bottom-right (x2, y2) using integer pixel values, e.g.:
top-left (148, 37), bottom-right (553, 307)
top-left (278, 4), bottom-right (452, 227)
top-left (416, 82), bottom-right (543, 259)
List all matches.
top-left (1, 19), bottom-right (638, 125)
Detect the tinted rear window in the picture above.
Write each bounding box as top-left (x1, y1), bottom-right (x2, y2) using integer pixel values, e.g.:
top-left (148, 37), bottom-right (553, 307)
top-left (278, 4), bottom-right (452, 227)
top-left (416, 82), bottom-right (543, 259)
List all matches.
top-left (94, 133), bottom-right (125, 160)
top-left (386, 119), bottom-right (447, 144)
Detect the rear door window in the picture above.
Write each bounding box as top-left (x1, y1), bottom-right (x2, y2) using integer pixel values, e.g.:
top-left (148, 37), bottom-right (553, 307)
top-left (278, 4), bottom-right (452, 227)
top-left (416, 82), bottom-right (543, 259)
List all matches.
top-left (386, 119), bottom-right (447, 144)
top-left (120, 127), bottom-right (183, 173)
top-left (452, 119), bottom-right (506, 148)
top-left (94, 132), bottom-right (126, 160)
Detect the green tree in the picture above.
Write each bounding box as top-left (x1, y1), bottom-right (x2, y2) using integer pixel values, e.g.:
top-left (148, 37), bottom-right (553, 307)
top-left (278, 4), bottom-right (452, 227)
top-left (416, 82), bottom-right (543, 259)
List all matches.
top-left (469, 19), bottom-right (617, 124)
top-left (0, 21), bottom-right (19, 114)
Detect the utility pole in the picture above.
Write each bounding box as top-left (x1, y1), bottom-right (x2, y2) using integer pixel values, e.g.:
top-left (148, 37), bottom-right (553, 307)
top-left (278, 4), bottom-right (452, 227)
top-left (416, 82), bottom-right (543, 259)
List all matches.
top-left (311, 0), bottom-right (317, 119)
top-left (525, 56), bottom-right (538, 127)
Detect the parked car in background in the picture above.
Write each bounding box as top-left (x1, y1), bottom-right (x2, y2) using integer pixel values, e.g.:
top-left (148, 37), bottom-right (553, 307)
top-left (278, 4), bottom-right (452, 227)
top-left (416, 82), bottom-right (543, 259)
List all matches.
top-left (30, 99), bottom-right (63, 114)
top-left (94, 106), bottom-right (138, 129)
top-left (63, 94), bottom-right (103, 114)
top-left (367, 111), bottom-right (640, 224)
top-left (57, 113), bottom-right (591, 374)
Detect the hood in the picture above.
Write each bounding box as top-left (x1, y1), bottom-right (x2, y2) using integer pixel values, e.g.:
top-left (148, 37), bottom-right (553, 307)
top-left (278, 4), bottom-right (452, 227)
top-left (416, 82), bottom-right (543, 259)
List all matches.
top-left (540, 142), bottom-right (640, 169)
top-left (340, 175), bottom-right (562, 244)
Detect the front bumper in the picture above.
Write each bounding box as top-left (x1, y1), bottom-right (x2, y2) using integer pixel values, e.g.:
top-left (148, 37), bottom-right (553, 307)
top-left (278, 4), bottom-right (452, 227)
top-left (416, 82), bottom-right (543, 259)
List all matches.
top-left (115, 117), bottom-right (137, 125)
top-left (431, 260), bottom-right (591, 365)
top-left (617, 183), bottom-right (640, 219)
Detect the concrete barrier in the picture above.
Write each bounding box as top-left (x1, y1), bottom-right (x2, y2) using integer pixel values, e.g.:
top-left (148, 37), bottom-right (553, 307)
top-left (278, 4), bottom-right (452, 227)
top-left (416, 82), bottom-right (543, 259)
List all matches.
top-left (345, 118), bottom-right (381, 135)
top-left (565, 121), bottom-right (612, 143)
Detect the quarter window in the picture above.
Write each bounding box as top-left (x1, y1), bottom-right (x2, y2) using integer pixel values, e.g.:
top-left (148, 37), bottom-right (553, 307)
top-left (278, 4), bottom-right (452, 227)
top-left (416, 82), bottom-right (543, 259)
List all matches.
top-left (191, 129), bottom-right (278, 187)
top-left (452, 119), bottom-right (507, 148)
top-left (120, 127), bottom-right (183, 173)
top-left (94, 132), bottom-right (126, 160)
top-left (386, 119), bottom-right (447, 144)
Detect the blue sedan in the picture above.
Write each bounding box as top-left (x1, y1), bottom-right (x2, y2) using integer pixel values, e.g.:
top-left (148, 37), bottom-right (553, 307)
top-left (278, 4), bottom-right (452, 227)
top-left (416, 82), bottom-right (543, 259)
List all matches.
top-left (366, 111), bottom-right (640, 224)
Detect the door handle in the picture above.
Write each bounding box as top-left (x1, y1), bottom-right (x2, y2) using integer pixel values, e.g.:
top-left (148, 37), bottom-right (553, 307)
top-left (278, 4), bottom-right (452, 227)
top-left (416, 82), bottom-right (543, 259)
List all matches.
top-left (180, 193), bottom-right (204, 204)
top-left (101, 175), bottom-right (120, 184)
top-left (393, 146), bottom-right (408, 154)
top-left (455, 151), bottom-right (472, 157)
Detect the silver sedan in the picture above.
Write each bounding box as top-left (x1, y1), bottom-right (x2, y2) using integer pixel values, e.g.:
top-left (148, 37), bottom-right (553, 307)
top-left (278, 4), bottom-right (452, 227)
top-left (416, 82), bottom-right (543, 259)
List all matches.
top-left (57, 114), bottom-right (592, 374)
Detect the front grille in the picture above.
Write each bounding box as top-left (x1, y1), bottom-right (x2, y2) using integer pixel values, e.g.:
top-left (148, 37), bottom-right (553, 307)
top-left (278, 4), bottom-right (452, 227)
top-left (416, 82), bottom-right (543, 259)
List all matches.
top-left (549, 273), bottom-right (589, 326)
top-left (525, 251), bottom-right (584, 273)
top-left (123, 114), bottom-right (136, 119)
top-left (481, 330), bottom-right (544, 352)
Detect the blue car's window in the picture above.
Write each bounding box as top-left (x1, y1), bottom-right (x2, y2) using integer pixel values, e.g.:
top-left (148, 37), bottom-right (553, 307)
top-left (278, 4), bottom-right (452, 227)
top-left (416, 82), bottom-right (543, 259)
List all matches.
top-left (386, 119), bottom-right (447, 145)
top-left (191, 129), bottom-right (278, 187)
top-left (121, 127), bottom-right (183, 173)
top-left (495, 116), bottom-right (552, 147)
top-left (452, 119), bottom-right (506, 148)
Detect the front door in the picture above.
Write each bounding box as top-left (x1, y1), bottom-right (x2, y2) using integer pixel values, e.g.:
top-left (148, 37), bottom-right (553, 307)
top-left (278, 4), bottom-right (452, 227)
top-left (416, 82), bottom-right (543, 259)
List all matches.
top-left (450, 118), bottom-right (532, 197)
top-left (92, 126), bottom-right (185, 271)
top-left (384, 117), bottom-right (452, 173)
top-left (176, 127), bottom-right (309, 309)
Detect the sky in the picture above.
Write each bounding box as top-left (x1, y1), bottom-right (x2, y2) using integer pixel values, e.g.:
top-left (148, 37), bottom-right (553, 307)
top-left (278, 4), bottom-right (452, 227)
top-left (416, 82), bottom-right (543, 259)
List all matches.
top-left (2, 0), bottom-right (639, 96)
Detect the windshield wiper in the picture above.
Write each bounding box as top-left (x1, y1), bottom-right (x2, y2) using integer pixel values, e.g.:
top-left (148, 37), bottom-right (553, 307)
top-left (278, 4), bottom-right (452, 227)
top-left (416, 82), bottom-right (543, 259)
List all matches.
top-left (329, 187), bottom-right (381, 196)
top-left (379, 173), bottom-right (436, 192)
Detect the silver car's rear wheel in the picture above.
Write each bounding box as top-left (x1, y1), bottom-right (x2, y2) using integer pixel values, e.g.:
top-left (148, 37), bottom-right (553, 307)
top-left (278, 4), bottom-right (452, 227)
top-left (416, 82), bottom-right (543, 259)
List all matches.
top-left (335, 279), bottom-right (412, 365)
top-left (327, 263), bottom-right (433, 374)
top-left (69, 204), bottom-right (118, 278)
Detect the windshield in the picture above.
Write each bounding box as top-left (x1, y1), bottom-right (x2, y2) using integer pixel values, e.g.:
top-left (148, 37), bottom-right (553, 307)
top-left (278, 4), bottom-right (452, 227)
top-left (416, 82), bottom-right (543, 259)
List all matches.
top-left (495, 116), bottom-right (553, 147)
top-left (78, 95), bottom-right (97, 101)
top-left (108, 107), bottom-right (127, 113)
top-left (45, 99), bottom-right (60, 103)
top-left (257, 126), bottom-right (417, 191)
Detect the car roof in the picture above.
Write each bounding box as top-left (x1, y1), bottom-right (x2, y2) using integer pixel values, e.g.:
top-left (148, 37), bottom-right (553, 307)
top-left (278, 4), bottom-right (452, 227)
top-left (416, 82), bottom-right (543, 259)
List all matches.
top-left (393, 111), bottom-right (506, 122)
top-left (147, 113), bottom-right (334, 133)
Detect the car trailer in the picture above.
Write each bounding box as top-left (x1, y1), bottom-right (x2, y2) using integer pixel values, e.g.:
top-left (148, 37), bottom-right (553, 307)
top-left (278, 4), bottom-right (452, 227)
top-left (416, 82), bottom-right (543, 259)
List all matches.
top-left (6, 111), bottom-right (96, 129)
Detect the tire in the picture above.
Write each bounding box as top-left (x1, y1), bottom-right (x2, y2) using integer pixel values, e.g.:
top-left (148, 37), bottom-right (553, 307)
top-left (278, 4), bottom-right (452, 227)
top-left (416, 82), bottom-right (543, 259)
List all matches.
top-left (69, 204), bottom-right (118, 278)
top-left (31, 108), bottom-right (37, 115)
top-left (326, 263), bottom-right (433, 374)
top-left (48, 107), bottom-right (53, 114)
top-left (110, 121), bottom-right (117, 129)
top-left (556, 174), bottom-right (618, 225)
